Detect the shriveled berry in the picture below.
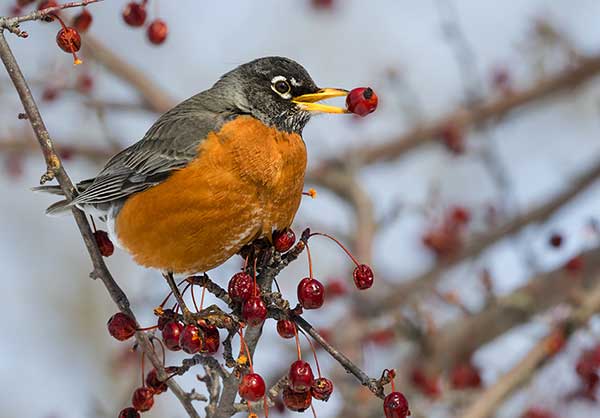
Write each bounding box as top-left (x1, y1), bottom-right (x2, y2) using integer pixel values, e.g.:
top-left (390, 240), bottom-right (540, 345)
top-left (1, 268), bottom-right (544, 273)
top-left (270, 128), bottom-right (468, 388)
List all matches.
top-left (297, 277), bottom-right (325, 309)
top-left (147, 19), bottom-right (168, 45)
top-left (179, 324), bottom-right (203, 354)
top-left (73, 9), bottom-right (93, 32)
top-left (353, 264), bottom-right (374, 290)
top-left (157, 309), bottom-right (175, 330)
top-left (118, 407), bottom-right (140, 418)
top-left (146, 369), bottom-right (168, 394)
top-left (228, 272), bottom-right (253, 302)
top-left (273, 228), bottom-right (296, 252)
top-left (283, 386), bottom-right (312, 412)
top-left (346, 87), bottom-right (378, 117)
top-left (161, 320), bottom-right (183, 351)
top-left (311, 377), bottom-right (334, 401)
top-left (94, 230), bottom-right (114, 257)
top-left (238, 373), bottom-right (266, 402)
top-left (242, 296), bottom-right (267, 327)
top-left (383, 391), bottom-right (410, 418)
top-left (107, 312), bottom-right (136, 341)
top-left (56, 27), bottom-right (81, 53)
top-left (131, 387), bottom-right (154, 412)
top-left (277, 319), bottom-right (296, 339)
top-left (289, 360), bottom-right (314, 393)
top-left (122, 2), bottom-right (146, 27)
top-left (199, 321), bottom-right (220, 354)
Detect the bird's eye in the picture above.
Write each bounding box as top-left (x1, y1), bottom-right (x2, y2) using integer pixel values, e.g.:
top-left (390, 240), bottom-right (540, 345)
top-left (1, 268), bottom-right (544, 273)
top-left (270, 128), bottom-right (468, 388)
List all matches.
top-left (274, 80), bottom-right (290, 94)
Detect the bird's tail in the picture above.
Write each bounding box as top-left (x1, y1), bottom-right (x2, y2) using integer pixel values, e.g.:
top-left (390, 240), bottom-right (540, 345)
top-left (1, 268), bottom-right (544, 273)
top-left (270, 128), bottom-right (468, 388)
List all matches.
top-left (32, 179), bottom-right (93, 216)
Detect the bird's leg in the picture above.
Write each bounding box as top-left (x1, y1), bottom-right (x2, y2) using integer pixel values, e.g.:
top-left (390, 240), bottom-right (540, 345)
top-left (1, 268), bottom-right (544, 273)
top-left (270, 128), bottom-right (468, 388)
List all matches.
top-left (163, 271), bottom-right (194, 323)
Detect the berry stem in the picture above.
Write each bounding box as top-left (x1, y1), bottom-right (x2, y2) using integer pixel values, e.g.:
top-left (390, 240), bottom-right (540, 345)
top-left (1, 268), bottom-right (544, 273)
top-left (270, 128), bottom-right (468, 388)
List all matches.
top-left (238, 329), bottom-right (254, 372)
top-left (299, 328), bottom-right (321, 378)
top-left (136, 324), bottom-right (159, 332)
top-left (191, 284), bottom-right (199, 312)
top-left (293, 322), bottom-right (302, 361)
top-left (309, 232), bottom-right (360, 266)
top-left (253, 257), bottom-right (258, 298)
top-left (199, 285), bottom-right (206, 311)
top-left (159, 278), bottom-right (187, 308)
top-left (150, 336), bottom-right (166, 366)
top-left (310, 403), bottom-right (317, 418)
top-left (305, 242), bottom-right (314, 279)
top-left (141, 351), bottom-right (146, 387)
top-left (264, 395), bottom-right (269, 417)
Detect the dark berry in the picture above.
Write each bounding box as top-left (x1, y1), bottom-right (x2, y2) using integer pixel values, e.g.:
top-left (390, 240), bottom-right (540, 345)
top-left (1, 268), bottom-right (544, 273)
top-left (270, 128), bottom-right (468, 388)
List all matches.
top-left (199, 321), bottom-right (220, 354)
top-left (228, 272), bottom-right (253, 302)
top-left (353, 264), bottom-right (374, 290)
top-left (94, 230), bottom-right (114, 257)
top-left (242, 296), bottom-right (268, 327)
top-left (238, 373), bottom-right (266, 402)
top-left (276, 319), bottom-right (296, 339)
top-left (107, 312), bottom-right (136, 341)
top-left (383, 391), bottom-right (410, 418)
top-left (147, 19), bottom-right (168, 45)
top-left (549, 233), bottom-right (563, 248)
top-left (288, 360), bottom-right (314, 393)
top-left (118, 407), bottom-right (140, 418)
top-left (156, 309), bottom-right (175, 330)
top-left (273, 228), bottom-right (296, 252)
top-left (450, 363), bottom-right (482, 389)
top-left (179, 324), bottom-right (203, 354)
top-left (146, 369), bottom-right (168, 394)
top-left (122, 2), bottom-right (146, 27)
top-left (131, 387), bottom-right (154, 412)
top-left (297, 277), bottom-right (325, 309)
top-left (283, 386), bottom-right (312, 412)
top-left (161, 320), bottom-right (183, 351)
top-left (346, 87), bottom-right (378, 116)
top-left (311, 377), bottom-right (334, 401)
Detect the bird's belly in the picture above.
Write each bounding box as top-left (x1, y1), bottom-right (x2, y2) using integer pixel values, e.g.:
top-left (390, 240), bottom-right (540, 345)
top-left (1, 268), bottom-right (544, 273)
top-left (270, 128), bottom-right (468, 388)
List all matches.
top-left (114, 117), bottom-right (307, 273)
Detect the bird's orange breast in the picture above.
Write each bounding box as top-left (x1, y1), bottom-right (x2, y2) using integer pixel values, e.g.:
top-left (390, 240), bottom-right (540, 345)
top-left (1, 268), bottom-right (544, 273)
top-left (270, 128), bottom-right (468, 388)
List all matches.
top-left (114, 116), bottom-right (307, 273)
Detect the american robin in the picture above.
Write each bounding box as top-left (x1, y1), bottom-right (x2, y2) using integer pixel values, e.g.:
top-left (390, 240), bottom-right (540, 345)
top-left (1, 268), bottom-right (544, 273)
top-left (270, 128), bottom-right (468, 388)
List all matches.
top-left (38, 57), bottom-right (349, 274)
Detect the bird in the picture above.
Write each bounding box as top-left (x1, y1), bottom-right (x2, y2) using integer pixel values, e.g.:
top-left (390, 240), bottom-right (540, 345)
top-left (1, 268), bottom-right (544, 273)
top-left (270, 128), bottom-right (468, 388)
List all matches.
top-left (36, 56), bottom-right (349, 274)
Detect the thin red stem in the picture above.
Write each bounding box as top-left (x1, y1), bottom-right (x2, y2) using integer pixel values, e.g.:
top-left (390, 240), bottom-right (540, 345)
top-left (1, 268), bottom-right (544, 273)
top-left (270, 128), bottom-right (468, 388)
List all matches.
top-left (159, 278), bottom-right (187, 308)
top-left (309, 232), bottom-right (360, 266)
top-left (191, 284), bottom-right (199, 312)
top-left (150, 337), bottom-right (166, 366)
top-left (310, 403), bottom-right (317, 418)
top-left (264, 395), bottom-right (269, 417)
top-left (136, 324), bottom-right (159, 332)
top-left (238, 329), bottom-right (254, 372)
top-left (141, 351), bottom-right (146, 387)
top-left (293, 322), bottom-right (302, 361)
top-left (305, 243), bottom-right (314, 280)
top-left (253, 257), bottom-right (258, 298)
top-left (299, 328), bottom-right (321, 378)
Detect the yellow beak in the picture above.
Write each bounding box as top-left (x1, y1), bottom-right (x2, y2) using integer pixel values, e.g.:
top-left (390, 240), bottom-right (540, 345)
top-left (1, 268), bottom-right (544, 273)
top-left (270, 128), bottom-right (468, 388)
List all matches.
top-left (292, 88), bottom-right (350, 114)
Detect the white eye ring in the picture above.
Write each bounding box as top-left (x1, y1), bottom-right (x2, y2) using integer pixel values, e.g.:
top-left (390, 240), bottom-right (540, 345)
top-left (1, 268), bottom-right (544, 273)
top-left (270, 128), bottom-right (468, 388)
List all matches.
top-left (271, 75), bottom-right (292, 99)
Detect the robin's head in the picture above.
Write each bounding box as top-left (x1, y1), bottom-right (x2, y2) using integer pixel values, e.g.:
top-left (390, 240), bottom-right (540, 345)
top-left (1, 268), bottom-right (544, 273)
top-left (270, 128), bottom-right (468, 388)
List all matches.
top-left (210, 56), bottom-right (348, 134)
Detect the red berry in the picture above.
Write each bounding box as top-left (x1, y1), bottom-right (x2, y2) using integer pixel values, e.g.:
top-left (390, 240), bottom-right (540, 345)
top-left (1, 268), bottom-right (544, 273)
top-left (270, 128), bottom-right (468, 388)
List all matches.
top-left (345, 87), bottom-right (378, 117)
top-left (549, 233), bottom-right (563, 248)
top-left (161, 320), bottom-right (183, 351)
top-left (131, 387), bottom-right (154, 412)
top-left (276, 319), bottom-right (296, 339)
top-left (565, 255), bottom-right (584, 274)
top-left (146, 369), bottom-right (168, 394)
top-left (288, 360), bottom-right (314, 393)
top-left (522, 408), bottom-right (558, 418)
top-left (238, 373), bottom-right (266, 402)
top-left (228, 272), bottom-right (253, 302)
top-left (107, 312), bottom-right (136, 341)
top-left (325, 279), bottom-right (347, 298)
top-left (242, 296), bottom-right (268, 327)
top-left (273, 228), bottom-right (296, 252)
top-left (410, 368), bottom-right (441, 398)
top-left (147, 19), bottom-right (168, 45)
top-left (311, 377), bottom-right (333, 401)
top-left (353, 264), bottom-right (374, 290)
top-left (179, 324), bottom-right (203, 354)
top-left (73, 9), bottom-right (93, 32)
top-left (94, 230), bottom-right (114, 257)
top-left (199, 321), bottom-right (220, 354)
top-left (77, 74), bottom-right (94, 94)
top-left (283, 386), bottom-right (312, 412)
top-left (156, 309), bottom-right (175, 330)
top-left (297, 277), bottom-right (325, 309)
top-left (450, 363), bottom-right (482, 389)
top-left (122, 2), bottom-right (146, 27)
top-left (42, 87), bottom-right (59, 102)
top-left (383, 391), bottom-right (410, 418)
top-left (450, 206), bottom-right (470, 225)
top-left (56, 27), bottom-right (81, 53)
top-left (118, 407), bottom-right (140, 418)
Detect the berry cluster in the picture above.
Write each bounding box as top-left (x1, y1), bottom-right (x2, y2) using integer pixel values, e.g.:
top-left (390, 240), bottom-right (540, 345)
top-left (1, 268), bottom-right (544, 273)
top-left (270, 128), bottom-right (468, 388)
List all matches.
top-left (122, 1), bottom-right (168, 45)
top-left (422, 206), bottom-right (471, 257)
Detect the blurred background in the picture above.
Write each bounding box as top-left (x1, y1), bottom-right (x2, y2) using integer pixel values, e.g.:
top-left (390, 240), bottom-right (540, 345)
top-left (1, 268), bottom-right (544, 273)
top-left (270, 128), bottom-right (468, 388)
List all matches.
top-left (2, 0), bottom-right (600, 417)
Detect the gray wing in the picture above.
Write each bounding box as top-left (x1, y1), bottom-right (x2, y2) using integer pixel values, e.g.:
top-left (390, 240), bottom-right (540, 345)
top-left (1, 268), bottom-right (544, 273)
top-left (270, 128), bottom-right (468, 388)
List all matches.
top-left (71, 95), bottom-right (229, 207)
